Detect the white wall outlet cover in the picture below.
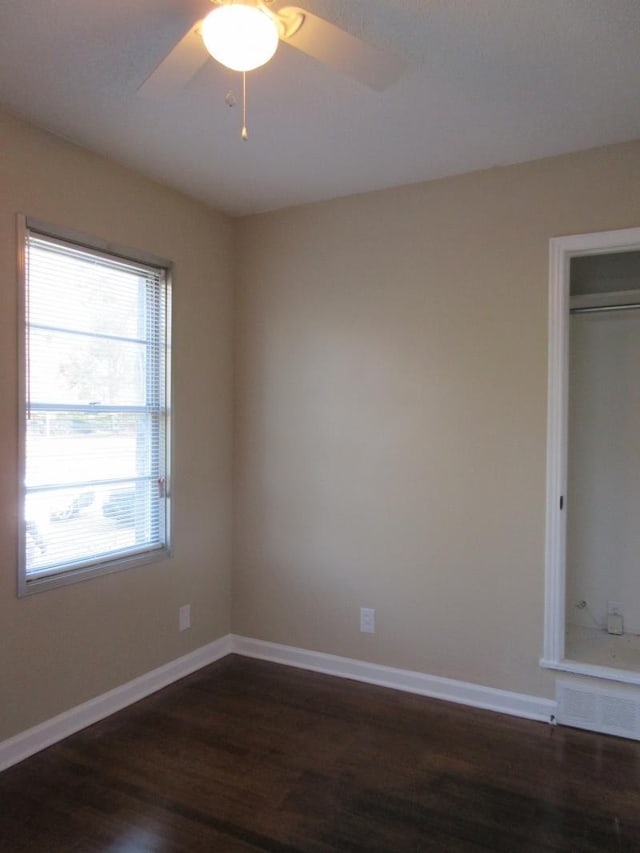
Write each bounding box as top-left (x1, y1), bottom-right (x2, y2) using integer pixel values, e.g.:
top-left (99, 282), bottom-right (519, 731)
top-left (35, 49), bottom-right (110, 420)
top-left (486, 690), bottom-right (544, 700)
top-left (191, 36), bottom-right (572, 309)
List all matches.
top-left (360, 607), bottom-right (375, 634)
top-left (179, 604), bottom-right (191, 632)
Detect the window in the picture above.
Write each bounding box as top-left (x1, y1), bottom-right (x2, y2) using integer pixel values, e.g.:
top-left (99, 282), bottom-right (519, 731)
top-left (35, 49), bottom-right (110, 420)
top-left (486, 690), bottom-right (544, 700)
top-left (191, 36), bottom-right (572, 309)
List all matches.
top-left (18, 218), bottom-right (172, 594)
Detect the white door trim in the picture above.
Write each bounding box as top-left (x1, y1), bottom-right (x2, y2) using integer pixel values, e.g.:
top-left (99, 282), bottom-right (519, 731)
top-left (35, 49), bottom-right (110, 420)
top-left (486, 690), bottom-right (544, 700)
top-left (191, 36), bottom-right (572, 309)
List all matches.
top-left (542, 226), bottom-right (640, 670)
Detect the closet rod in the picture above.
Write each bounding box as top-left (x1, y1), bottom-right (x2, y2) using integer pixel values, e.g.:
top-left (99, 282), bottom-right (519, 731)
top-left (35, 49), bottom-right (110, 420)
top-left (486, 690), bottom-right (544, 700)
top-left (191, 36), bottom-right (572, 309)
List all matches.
top-left (570, 302), bottom-right (640, 315)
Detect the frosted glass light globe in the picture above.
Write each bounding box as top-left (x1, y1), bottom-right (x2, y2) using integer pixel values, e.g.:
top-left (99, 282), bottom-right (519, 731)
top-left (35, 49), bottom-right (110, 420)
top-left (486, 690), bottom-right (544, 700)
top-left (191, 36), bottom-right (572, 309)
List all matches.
top-left (201, 4), bottom-right (279, 72)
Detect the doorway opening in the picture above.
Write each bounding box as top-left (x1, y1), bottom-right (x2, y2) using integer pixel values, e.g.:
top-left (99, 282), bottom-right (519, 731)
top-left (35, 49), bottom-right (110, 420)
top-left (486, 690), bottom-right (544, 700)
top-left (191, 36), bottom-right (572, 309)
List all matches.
top-left (543, 227), bottom-right (640, 685)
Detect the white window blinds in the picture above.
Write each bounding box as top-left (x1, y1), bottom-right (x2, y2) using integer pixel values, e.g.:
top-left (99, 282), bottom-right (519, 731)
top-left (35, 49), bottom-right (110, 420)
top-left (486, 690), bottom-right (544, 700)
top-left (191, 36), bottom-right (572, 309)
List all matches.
top-left (21, 225), bottom-right (171, 590)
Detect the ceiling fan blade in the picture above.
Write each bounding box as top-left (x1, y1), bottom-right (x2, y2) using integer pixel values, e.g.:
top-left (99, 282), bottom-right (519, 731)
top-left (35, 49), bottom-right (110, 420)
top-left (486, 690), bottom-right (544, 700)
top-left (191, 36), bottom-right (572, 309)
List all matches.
top-left (279, 6), bottom-right (406, 91)
top-left (138, 22), bottom-right (210, 97)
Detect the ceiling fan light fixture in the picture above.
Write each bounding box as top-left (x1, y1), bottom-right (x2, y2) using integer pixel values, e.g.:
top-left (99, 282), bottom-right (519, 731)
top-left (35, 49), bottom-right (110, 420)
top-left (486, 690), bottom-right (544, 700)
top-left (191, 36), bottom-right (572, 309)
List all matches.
top-left (201, 4), bottom-right (279, 72)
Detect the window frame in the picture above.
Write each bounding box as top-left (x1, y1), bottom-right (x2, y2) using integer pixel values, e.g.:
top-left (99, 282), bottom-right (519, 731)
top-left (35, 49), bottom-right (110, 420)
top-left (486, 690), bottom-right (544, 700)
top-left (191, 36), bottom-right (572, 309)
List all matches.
top-left (17, 215), bottom-right (173, 596)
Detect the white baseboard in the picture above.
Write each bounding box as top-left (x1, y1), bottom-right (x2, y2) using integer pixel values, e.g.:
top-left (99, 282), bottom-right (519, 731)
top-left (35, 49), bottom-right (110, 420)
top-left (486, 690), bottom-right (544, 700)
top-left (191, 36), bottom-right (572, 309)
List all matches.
top-left (0, 634), bottom-right (232, 773)
top-left (1, 632), bottom-right (556, 774)
top-left (230, 635), bottom-right (557, 723)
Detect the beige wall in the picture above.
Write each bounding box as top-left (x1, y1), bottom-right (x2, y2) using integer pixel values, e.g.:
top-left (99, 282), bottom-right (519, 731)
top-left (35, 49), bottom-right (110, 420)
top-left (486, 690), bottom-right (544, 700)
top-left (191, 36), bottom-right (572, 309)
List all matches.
top-left (233, 140), bottom-right (640, 699)
top-left (0, 110), bottom-right (233, 741)
top-left (2, 106), bottom-right (640, 743)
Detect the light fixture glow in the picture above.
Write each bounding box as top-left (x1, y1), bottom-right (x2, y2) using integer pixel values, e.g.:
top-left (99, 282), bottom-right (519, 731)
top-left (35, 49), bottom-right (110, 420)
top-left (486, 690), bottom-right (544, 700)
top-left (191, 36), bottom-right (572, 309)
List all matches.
top-left (201, 4), bottom-right (279, 73)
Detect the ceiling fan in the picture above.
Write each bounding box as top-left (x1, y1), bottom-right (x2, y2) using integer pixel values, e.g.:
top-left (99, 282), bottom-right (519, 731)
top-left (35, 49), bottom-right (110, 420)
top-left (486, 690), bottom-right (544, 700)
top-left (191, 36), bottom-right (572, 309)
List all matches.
top-left (139, 0), bottom-right (406, 98)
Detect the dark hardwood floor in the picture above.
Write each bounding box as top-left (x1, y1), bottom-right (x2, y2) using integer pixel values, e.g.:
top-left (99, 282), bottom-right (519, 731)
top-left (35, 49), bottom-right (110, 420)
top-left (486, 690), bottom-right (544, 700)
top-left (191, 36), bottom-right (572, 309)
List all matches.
top-left (1, 655), bottom-right (640, 852)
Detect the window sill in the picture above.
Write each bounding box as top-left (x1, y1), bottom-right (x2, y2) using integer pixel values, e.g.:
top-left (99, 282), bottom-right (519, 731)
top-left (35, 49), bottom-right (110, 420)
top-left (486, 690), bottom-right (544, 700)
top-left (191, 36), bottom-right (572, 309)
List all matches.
top-left (19, 547), bottom-right (172, 596)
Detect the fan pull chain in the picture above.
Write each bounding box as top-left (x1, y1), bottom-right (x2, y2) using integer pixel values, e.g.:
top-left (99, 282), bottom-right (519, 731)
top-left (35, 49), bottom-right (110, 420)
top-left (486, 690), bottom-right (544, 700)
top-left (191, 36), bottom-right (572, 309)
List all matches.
top-left (241, 71), bottom-right (248, 141)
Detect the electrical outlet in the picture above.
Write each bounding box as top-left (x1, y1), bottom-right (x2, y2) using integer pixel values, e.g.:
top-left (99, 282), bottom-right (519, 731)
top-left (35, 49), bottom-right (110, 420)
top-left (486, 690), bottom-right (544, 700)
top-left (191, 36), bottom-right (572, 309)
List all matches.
top-left (360, 607), bottom-right (375, 634)
top-left (179, 604), bottom-right (191, 632)
top-left (608, 601), bottom-right (623, 617)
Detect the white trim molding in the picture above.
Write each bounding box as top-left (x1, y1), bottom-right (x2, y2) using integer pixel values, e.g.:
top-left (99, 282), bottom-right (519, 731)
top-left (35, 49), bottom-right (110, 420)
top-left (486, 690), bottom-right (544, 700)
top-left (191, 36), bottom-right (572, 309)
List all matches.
top-left (544, 226), bottom-right (640, 672)
top-left (1, 633), bottom-right (557, 774)
top-left (542, 658), bottom-right (640, 687)
top-left (232, 635), bottom-right (556, 723)
top-left (0, 635), bottom-right (232, 773)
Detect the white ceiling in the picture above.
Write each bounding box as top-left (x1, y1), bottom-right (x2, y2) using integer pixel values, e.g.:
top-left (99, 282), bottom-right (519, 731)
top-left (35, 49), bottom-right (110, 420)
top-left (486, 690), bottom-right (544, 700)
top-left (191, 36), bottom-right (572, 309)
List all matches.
top-left (1, 0), bottom-right (639, 216)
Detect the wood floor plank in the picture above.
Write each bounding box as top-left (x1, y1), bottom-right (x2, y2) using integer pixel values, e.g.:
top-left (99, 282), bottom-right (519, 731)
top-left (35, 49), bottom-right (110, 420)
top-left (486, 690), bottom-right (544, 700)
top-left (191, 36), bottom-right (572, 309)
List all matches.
top-left (1, 655), bottom-right (640, 851)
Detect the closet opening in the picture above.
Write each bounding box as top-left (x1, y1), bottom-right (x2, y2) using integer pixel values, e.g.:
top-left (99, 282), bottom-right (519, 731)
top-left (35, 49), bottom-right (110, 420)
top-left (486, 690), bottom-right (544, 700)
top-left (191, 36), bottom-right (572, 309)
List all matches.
top-left (543, 227), bottom-right (640, 685)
